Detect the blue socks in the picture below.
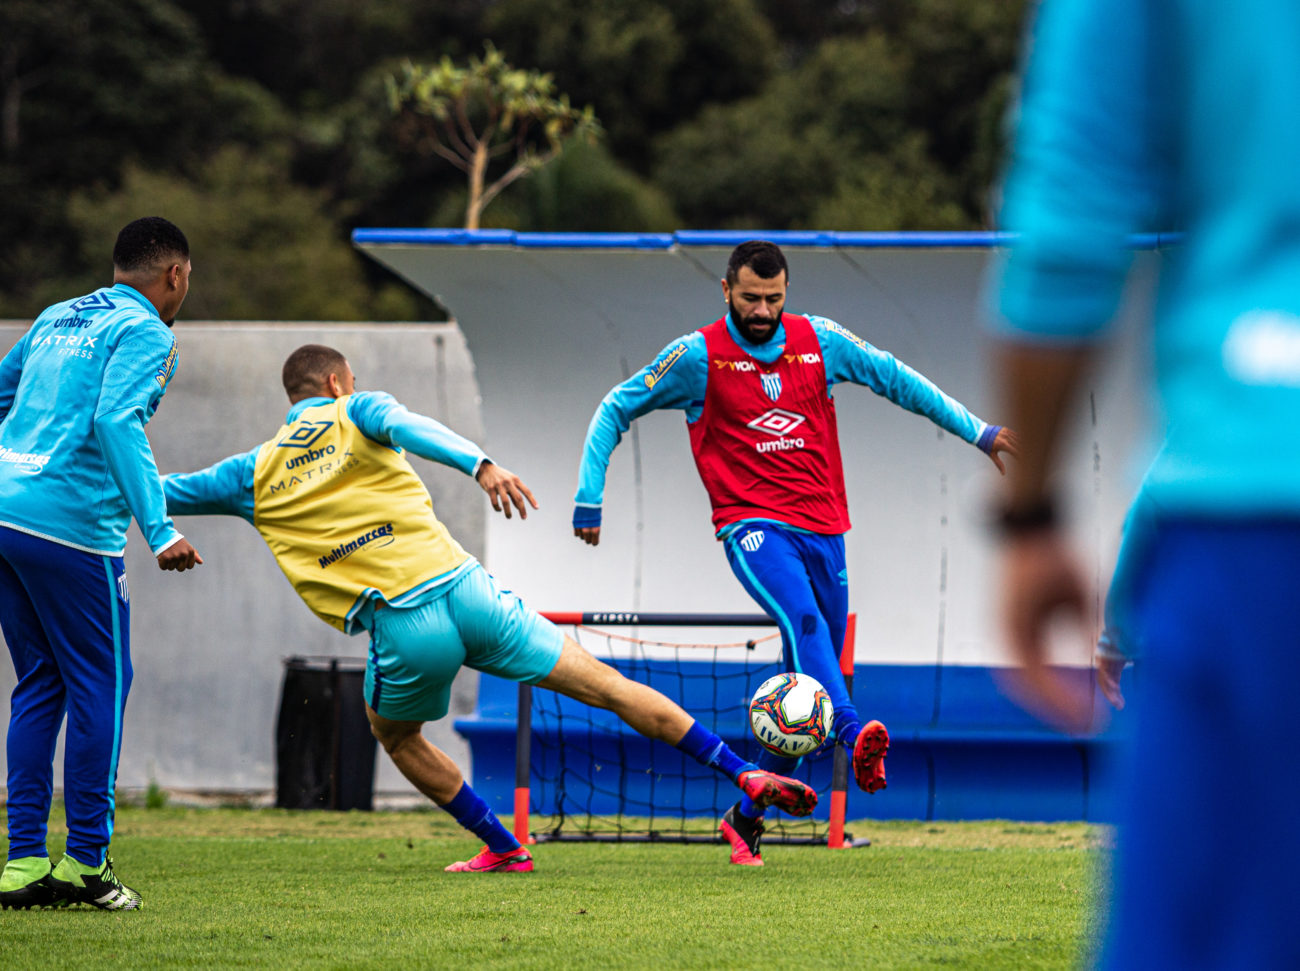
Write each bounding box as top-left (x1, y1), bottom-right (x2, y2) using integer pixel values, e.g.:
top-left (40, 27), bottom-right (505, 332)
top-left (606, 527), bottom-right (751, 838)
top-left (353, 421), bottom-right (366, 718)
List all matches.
top-left (440, 782), bottom-right (519, 854)
top-left (675, 721), bottom-right (753, 782)
top-left (833, 708), bottom-right (862, 752)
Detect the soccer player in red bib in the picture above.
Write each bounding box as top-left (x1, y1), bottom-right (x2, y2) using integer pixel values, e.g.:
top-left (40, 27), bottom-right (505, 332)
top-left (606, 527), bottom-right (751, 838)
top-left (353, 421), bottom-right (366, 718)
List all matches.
top-left (573, 240), bottom-right (1017, 865)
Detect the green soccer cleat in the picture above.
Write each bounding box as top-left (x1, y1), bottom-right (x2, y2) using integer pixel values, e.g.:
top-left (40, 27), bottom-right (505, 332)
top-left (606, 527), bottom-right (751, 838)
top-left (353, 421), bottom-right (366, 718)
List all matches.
top-left (0, 857), bottom-right (69, 910)
top-left (49, 855), bottom-right (142, 911)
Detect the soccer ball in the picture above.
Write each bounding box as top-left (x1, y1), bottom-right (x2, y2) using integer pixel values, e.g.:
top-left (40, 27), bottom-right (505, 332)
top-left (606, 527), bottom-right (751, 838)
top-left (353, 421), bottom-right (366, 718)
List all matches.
top-left (748, 672), bottom-right (833, 758)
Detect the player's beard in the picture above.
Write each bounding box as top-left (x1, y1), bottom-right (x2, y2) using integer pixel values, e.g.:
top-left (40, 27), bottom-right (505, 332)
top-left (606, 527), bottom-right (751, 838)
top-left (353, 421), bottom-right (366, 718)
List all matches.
top-left (729, 296), bottom-right (781, 345)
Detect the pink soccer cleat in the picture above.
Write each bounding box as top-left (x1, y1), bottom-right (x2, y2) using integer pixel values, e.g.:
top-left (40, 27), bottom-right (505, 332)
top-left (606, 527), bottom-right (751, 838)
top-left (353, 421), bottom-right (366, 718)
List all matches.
top-left (737, 769), bottom-right (818, 817)
top-left (853, 720), bottom-right (890, 794)
top-left (719, 804), bottom-right (765, 866)
top-left (444, 846), bottom-right (534, 873)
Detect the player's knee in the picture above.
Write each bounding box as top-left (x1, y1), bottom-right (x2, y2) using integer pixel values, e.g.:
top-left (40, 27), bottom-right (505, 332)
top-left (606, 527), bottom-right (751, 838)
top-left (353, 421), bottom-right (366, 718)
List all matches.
top-left (370, 718), bottom-right (422, 754)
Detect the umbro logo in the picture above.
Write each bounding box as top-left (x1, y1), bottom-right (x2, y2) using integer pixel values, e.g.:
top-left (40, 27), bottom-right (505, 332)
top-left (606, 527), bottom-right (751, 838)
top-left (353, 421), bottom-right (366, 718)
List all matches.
top-left (746, 408), bottom-right (806, 437)
top-left (70, 292), bottom-right (116, 313)
top-left (277, 421), bottom-right (333, 449)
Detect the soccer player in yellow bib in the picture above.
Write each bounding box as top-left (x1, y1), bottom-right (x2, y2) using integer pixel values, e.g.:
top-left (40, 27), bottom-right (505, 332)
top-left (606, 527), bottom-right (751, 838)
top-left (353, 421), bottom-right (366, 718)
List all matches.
top-left (162, 344), bottom-right (816, 872)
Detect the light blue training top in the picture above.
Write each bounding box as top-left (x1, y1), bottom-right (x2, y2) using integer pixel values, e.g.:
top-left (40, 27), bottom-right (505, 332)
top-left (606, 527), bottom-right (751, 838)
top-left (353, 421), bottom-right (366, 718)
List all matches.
top-left (991, 0), bottom-right (1300, 514)
top-left (162, 391), bottom-right (489, 629)
top-left (574, 312), bottom-right (999, 532)
top-left (0, 283), bottom-right (182, 556)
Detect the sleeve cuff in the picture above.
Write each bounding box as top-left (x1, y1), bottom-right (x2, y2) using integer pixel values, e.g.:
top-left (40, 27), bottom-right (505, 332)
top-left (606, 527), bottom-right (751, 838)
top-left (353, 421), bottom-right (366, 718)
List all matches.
top-left (572, 505), bottom-right (602, 529)
top-left (152, 533), bottom-right (185, 557)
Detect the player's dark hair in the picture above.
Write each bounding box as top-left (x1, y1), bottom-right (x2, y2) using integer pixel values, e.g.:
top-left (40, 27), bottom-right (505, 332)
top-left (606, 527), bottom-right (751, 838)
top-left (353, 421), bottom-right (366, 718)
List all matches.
top-left (283, 344), bottom-right (349, 399)
top-left (726, 240), bottom-right (788, 285)
top-left (112, 217), bottom-right (189, 274)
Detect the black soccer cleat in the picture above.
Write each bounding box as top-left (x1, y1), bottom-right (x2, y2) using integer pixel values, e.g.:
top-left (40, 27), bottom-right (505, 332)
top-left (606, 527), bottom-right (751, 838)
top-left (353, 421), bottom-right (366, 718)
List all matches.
top-left (49, 855), bottom-right (142, 911)
top-left (0, 873), bottom-right (70, 910)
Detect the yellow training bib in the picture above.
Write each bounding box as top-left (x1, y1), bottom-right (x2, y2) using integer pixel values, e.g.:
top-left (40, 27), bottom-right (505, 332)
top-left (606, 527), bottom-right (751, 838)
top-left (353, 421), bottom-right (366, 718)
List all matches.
top-left (251, 396), bottom-right (470, 630)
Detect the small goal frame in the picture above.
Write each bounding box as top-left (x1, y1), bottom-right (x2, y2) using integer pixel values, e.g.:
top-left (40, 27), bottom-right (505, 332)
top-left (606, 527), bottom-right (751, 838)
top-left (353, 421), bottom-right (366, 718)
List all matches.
top-left (510, 611), bottom-right (862, 849)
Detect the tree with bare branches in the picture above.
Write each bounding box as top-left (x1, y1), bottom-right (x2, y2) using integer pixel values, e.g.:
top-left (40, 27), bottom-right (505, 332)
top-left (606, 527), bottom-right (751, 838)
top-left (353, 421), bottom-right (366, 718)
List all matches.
top-left (386, 43), bottom-right (600, 229)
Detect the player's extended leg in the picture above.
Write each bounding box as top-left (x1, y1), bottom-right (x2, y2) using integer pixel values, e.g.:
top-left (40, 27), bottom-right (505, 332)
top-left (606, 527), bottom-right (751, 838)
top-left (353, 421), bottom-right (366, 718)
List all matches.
top-left (365, 708), bottom-right (532, 873)
top-left (363, 593), bottom-right (532, 873)
top-left (536, 637), bottom-right (818, 817)
top-left (717, 525), bottom-right (887, 865)
top-left (0, 541), bottom-right (70, 910)
top-left (723, 525), bottom-right (888, 794)
top-left (798, 531), bottom-right (889, 794)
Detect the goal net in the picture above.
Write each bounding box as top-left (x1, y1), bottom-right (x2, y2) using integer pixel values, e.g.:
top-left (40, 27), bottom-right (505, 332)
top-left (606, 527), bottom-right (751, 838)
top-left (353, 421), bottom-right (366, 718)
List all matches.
top-left (509, 612), bottom-right (863, 848)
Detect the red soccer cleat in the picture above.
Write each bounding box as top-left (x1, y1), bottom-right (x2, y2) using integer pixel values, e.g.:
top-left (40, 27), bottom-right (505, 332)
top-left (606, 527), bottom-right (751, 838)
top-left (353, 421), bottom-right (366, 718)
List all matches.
top-left (737, 769), bottom-right (818, 817)
top-left (853, 720), bottom-right (890, 794)
top-left (444, 846), bottom-right (534, 873)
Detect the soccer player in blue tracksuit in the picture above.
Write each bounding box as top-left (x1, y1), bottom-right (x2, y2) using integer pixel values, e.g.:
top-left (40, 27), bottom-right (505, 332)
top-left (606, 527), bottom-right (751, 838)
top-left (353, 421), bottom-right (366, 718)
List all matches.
top-left (0, 218), bottom-right (202, 912)
top-left (160, 344), bottom-right (818, 874)
top-left (991, 1), bottom-right (1300, 965)
top-left (574, 241), bottom-right (1017, 865)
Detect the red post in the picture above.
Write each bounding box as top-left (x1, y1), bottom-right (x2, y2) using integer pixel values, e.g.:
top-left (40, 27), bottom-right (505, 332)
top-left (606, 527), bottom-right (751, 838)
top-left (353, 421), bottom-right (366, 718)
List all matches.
top-left (513, 682), bottom-right (535, 845)
top-left (827, 612), bottom-right (857, 849)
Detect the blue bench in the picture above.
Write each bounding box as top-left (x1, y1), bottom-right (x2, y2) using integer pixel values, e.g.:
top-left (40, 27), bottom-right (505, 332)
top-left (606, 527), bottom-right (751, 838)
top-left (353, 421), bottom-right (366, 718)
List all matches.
top-left (454, 660), bottom-right (1125, 822)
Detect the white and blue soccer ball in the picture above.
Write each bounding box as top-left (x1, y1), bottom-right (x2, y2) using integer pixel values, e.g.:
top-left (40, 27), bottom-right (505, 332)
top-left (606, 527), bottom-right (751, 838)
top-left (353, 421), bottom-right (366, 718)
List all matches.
top-left (748, 672), bottom-right (833, 758)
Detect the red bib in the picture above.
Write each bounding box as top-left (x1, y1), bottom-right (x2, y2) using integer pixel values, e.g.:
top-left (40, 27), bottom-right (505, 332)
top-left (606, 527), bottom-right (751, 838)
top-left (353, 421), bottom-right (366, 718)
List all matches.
top-left (688, 315), bottom-right (850, 534)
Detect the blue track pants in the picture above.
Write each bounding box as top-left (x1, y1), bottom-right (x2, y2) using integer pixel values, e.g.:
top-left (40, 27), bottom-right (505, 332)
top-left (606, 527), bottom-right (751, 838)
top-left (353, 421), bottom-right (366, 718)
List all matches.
top-left (0, 526), bottom-right (131, 867)
top-left (1102, 519), bottom-right (1300, 970)
top-left (723, 523), bottom-right (858, 783)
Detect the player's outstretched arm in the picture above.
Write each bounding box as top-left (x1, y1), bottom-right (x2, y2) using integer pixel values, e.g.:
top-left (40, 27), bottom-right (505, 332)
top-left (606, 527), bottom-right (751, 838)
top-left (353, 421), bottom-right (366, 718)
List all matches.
top-left (476, 460), bottom-right (538, 520)
top-left (572, 333), bottom-right (706, 545)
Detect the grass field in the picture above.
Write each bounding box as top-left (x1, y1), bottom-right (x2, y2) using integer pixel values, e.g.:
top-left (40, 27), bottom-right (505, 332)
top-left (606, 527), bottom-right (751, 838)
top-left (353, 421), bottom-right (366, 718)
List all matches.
top-left (1, 804), bottom-right (1104, 970)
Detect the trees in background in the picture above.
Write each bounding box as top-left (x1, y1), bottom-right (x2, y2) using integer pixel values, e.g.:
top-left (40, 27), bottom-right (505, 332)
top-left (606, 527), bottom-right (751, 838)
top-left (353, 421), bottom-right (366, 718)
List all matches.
top-left (387, 45), bottom-right (599, 230)
top-left (0, 0), bottom-right (1028, 319)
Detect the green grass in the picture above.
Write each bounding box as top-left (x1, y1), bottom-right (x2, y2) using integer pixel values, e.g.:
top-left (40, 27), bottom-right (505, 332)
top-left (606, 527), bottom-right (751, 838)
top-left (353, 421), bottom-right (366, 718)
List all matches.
top-left (1, 806), bottom-right (1104, 970)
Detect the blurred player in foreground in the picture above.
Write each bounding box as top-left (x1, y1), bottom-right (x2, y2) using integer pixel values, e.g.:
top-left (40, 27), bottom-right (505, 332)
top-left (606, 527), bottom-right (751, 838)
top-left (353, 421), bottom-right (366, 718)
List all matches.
top-left (989, 1), bottom-right (1300, 965)
top-left (161, 344), bottom-right (816, 873)
top-left (0, 218), bottom-right (202, 912)
top-left (573, 240), bottom-right (1017, 865)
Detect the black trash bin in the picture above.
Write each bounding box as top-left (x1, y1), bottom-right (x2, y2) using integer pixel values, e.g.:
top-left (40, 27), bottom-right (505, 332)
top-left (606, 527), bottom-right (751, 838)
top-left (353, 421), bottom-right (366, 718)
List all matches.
top-left (275, 656), bottom-right (377, 810)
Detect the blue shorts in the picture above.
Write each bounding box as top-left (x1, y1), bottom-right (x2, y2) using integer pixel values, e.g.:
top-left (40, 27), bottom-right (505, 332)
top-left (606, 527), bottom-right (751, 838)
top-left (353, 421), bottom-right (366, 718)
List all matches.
top-left (363, 563), bottom-right (564, 722)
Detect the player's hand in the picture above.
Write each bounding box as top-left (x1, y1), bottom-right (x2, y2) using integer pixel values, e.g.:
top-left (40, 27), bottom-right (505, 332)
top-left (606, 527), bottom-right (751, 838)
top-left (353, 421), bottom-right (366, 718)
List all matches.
top-left (997, 529), bottom-right (1096, 733)
top-left (574, 526), bottom-right (601, 546)
top-left (157, 538), bottom-right (202, 572)
top-left (1096, 655), bottom-right (1126, 710)
top-left (476, 461), bottom-right (538, 520)
top-left (987, 427), bottom-right (1021, 476)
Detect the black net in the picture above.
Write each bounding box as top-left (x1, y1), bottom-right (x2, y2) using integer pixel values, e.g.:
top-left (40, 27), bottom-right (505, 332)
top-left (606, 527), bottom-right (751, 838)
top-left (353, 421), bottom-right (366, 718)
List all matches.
top-left (527, 624), bottom-right (850, 845)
